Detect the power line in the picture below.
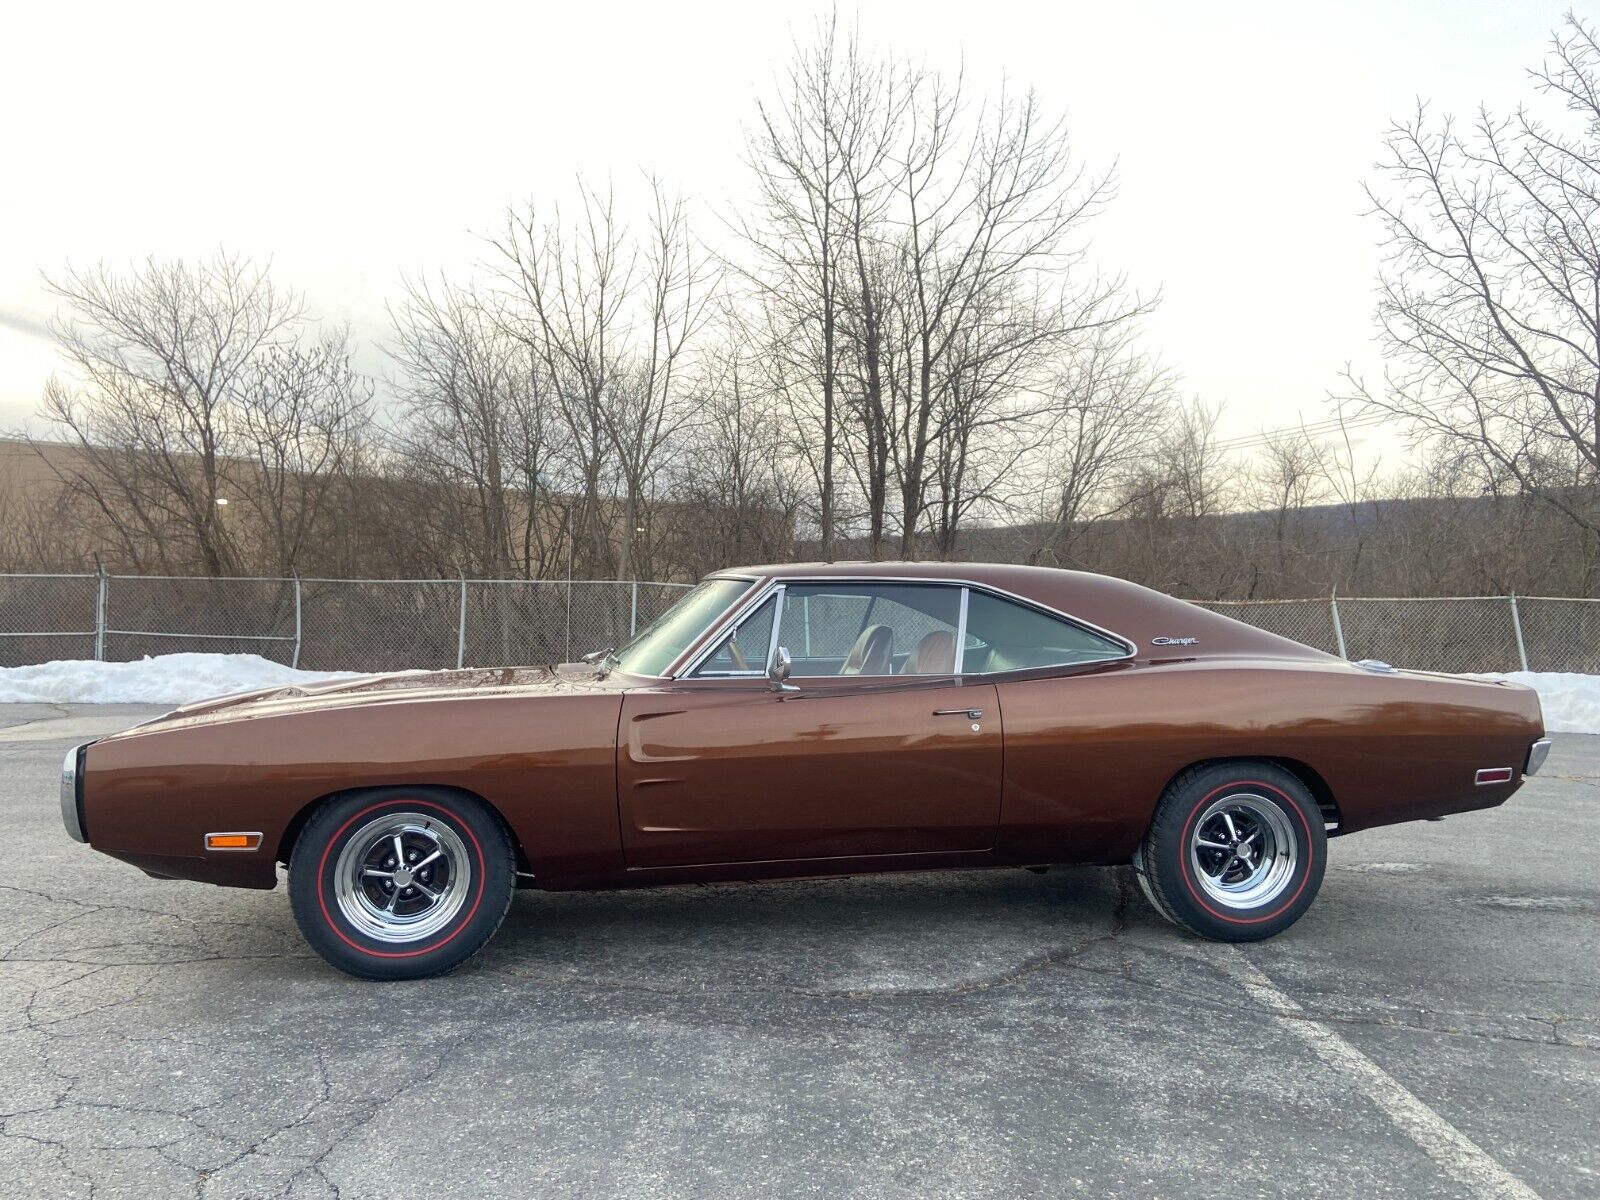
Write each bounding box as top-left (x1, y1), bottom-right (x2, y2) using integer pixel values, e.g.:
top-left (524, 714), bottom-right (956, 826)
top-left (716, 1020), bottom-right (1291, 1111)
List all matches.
top-left (1211, 412), bottom-right (1391, 453)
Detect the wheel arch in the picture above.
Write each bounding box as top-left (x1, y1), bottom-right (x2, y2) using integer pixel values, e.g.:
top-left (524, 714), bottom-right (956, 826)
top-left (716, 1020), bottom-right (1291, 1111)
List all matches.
top-left (1155, 756), bottom-right (1343, 836)
top-left (275, 784), bottom-right (533, 875)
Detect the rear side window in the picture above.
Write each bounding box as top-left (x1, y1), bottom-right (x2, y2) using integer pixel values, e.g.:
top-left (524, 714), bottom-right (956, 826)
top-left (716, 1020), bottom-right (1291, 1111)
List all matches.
top-left (777, 583), bottom-right (962, 676)
top-left (963, 591), bottom-right (1126, 672)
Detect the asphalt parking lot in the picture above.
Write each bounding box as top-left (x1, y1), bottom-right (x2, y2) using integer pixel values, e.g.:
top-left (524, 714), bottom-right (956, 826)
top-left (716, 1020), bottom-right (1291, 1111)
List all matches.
top-left (0, 703), bottom-right (1595, 1200)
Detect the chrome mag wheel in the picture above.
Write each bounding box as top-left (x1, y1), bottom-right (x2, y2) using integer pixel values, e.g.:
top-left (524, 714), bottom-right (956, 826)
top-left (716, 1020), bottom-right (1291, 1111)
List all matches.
top-left (1188, 793), bottom-right (1297, 910)
top-left (333, 812), bottom-right (473, 944)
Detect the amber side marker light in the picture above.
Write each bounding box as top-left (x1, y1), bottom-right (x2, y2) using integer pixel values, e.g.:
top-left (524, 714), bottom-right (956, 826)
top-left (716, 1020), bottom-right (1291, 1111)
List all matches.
top-left (205, 832), bottom-right (263, 851)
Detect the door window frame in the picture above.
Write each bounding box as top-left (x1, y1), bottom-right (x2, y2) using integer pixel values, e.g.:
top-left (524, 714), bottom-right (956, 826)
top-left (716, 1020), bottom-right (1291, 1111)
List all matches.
top-left (689, 591), bottom-right (783, 678)
top-left (669, 576), bottom-right (1135, 680)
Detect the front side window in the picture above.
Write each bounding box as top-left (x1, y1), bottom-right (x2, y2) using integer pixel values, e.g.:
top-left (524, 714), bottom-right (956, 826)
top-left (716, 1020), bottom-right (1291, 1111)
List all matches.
top-left (777, 583), bottom-right (961, 677)
top-left (612, 577), bottom-right (751, 677)
top-left (962, 590), bottom-right (1126, 672)
top-left (692, 594), bottom-right (777, 676)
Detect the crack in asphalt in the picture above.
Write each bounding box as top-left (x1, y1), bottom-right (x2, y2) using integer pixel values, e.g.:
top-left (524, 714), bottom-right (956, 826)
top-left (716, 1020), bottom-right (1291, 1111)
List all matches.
top-left (0, 703), bottom-right (75, 735)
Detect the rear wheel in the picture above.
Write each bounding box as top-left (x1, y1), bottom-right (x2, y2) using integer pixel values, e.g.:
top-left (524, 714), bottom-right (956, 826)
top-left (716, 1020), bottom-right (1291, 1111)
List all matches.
top-left (289, 787), bottom-right (516, 980)
top-left (1133, 762), bottom-right (1326, 942)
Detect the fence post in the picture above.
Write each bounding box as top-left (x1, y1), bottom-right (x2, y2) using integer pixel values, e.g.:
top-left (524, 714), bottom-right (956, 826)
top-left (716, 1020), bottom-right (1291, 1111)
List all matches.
top-left (456, 578), bottom-right (468, 669)
top-left (94, 567), bottom-right (107, 662)
top-left (630, 581), bottom-right (639, 636)
top-left (291, 576), bottom-right (303, 669)
top-left (1509, 594), bottom-right (1529, 672)
top-left (1329, 590), bottom-right (1347, 659)
top-left (565, 578), bottom-right (573, 662)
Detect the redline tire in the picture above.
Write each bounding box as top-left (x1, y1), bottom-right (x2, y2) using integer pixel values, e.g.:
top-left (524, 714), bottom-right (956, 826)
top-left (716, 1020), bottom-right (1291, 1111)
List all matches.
top-left (289, 787), bottom-right (516, 980)
top-left (1134, 763), bottom-right (1326, 942)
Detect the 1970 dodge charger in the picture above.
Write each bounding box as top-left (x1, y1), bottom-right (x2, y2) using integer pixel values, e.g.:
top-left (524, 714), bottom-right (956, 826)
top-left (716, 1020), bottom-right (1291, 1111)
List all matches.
top-left (61, 562), bottom-right (1550, 979)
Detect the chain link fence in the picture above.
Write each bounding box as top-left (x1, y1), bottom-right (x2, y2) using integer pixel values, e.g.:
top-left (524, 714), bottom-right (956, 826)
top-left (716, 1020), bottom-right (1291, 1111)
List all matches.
top-left (0, 574), bottom-right (693, 671)
top-left (0, 573), bottom-right (1595, 674)
top-left (1196, 595), bottom-right (1600, 674)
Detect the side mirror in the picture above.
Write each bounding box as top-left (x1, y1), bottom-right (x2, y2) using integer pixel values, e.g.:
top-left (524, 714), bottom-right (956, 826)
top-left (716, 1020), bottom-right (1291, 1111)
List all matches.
top-left (767, 646), bottom-right (798, 692)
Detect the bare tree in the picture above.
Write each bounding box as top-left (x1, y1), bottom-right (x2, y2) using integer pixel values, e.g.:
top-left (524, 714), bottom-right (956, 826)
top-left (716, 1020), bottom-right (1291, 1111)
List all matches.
top-left (739, 16), bottom-right (914, 557)
top-left (1243, 429), bottom-right (1329, 596)
top-left (1308, 400), bottom-right (1386, 591)
top-left (1029, 328), bottom-right (1175, 564)
top-left (664, 310), bottom-right (802, 575)
top-left (880, 76), bottom-right (1151, 554)
top-left (1103, 398), bottom-right (1241, 596)
top-left (1351, 13), bottom-right (1600, 589)
top-left (495, 178), bottom-right (714, 581)
top-left (740, 17), bottom-right (846, 558)
top-left (388, 275), bottom-right (560, 577)
top-left (38, 252), bottom-right (371, 575)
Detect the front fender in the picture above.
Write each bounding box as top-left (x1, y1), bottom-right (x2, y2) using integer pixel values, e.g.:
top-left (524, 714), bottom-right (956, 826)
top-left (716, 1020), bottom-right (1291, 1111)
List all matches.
top-left (79, 690), bottom-right (626, 888)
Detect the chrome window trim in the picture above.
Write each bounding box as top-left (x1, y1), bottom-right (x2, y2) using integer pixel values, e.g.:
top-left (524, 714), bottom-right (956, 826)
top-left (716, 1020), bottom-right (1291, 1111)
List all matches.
top-left (954, 586), bottom-right (970, 675)
top-left (767, 584), bottom-right (787, 671)
top-left (671, 574), bottom-right (1136, 681)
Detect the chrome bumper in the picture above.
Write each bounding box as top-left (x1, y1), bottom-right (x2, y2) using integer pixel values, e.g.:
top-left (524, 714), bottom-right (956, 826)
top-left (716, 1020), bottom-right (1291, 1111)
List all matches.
top-left (60, 743), bottom-right (89, 843)
top-left (1525, 737), bottom-right (1553, 777)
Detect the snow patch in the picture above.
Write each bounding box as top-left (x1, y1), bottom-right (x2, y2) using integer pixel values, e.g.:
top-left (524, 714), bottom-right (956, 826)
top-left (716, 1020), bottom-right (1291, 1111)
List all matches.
top-left (1457, 671), bottom-right (1600, 735)
top-left (0, 653), bottom-right (365, 706)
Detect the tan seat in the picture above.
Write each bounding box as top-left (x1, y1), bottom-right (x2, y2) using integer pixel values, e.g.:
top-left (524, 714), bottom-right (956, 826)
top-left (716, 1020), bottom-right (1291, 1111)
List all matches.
top-left (902, 630), bottom-right (955, 675)
top-left (841, 624), bottom-right (894, 675)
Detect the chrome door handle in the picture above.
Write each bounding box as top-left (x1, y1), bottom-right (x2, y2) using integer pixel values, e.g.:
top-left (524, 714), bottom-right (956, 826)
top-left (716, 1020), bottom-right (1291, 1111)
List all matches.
top-left (934, 708), bottom-right (984, 720)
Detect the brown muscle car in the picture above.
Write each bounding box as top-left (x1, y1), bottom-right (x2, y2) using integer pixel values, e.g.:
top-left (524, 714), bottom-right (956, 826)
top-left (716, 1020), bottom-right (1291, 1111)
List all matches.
top-left (60, 563), bottom-right (1551, 979)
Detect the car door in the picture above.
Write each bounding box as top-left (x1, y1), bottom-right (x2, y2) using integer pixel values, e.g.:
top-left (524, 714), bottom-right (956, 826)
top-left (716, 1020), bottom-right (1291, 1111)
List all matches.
top-left (617, 581), bottom-right (1002, 868)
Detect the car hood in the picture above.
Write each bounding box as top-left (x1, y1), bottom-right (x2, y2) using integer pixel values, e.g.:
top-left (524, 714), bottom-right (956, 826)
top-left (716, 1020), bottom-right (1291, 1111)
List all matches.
top-left (122, 663), bottom-right (621, 736)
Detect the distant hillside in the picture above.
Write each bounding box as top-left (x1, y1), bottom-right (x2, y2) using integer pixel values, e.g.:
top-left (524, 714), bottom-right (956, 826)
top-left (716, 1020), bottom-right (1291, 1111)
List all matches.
top-left (802, 488), bottom-right (1597, 599)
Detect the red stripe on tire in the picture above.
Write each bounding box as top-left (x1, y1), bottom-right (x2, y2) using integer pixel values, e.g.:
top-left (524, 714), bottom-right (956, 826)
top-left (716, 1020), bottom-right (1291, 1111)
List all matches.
top-left (315, 798), bottom-right (487, 959)
top-left (1176, 781), bottom-right (1315, 925)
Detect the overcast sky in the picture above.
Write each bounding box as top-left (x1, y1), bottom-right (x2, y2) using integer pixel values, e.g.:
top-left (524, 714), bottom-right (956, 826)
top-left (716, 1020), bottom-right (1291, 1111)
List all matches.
top-left (0, 0), bottom-right (1571, 471)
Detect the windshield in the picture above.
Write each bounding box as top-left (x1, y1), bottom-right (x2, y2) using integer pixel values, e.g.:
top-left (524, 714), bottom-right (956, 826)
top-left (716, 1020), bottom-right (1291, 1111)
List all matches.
top-left (610, 577), bottom-right (753, 677)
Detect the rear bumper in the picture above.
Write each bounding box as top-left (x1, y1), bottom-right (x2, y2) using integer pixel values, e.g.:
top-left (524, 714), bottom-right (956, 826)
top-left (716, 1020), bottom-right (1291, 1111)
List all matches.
top-left (1525, 737), bottom-right (1552, 776)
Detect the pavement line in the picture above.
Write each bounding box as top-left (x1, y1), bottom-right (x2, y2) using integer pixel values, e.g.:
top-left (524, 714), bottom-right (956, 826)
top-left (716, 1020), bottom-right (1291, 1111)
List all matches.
top-left (1219, 948), bottom-right (1543, 1200)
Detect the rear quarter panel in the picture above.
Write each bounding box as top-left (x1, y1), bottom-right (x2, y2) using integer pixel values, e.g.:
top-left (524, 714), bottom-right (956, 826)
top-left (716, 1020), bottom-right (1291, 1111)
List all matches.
top-left (995, 660), bottom-right (1543, 863)
top-left (82, 692), bottom-right (625, 887)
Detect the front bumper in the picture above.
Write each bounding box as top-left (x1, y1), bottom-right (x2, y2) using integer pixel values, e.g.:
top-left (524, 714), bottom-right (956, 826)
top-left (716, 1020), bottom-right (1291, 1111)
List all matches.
top-left (60, 742), bottom-right (89, 843)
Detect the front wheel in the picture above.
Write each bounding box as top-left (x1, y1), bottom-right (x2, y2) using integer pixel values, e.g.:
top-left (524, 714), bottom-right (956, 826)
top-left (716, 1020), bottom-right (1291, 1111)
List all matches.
top-left (1133, 763), bottom-right (1326, 942)
top-left (289, 787), bottom-right (516, 980)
